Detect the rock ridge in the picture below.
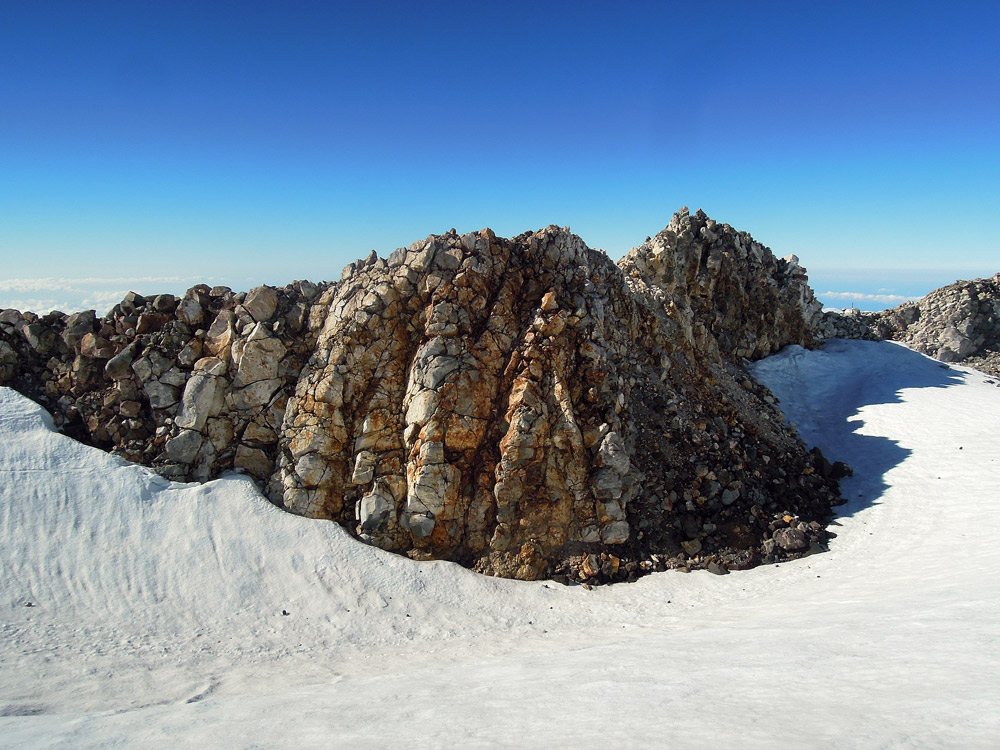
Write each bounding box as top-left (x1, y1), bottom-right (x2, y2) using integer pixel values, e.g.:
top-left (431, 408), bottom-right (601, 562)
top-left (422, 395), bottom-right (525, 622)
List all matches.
top-left (820, 273), bottom-right (1000, 376)
top-left (1, 209), bottom-right (846, 582)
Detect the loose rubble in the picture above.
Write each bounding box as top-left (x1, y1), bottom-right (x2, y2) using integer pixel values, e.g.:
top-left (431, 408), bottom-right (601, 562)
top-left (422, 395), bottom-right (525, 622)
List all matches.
top-left (1, 208), bottom-right (850, 582)
top-left (0, 282), bottom-right (329, 483)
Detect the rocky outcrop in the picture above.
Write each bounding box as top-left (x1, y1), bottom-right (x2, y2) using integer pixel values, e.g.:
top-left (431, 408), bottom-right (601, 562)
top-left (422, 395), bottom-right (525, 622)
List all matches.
top-left (820, 273), bottom-right (1000, 376)
top-left (1, 209), bottom-right (847, 582)
top-left (0, 281), bottom-right (331, 482)
top-left (621, 209), bottom-right (824, 359)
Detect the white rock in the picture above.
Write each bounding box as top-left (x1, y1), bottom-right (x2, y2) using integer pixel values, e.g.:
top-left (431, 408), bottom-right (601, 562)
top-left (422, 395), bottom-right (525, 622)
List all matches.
top-left (351, 450), bottom-right (376, 485)
top-left (243, 286), bottom-right (279, 323)
top-left (358, 485), bottom-right (394, 531)
top-left (294, 452), bottom-right (330, 487)
top-left (175, 357), bottom-right (227, 431)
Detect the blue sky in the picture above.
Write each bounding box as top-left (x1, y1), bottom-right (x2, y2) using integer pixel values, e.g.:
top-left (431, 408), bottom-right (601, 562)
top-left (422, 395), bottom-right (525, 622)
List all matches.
top-left (1, 1), bottom-right (997, 311)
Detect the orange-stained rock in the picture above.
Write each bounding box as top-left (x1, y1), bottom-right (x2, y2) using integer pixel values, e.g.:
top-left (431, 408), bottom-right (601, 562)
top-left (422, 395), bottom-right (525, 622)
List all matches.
top-left (0, 211), bottom-right (846, 580)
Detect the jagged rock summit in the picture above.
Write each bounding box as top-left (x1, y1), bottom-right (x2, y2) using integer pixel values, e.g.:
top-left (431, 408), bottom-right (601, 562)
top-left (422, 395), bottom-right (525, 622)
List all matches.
top-left (0, 209), bottom-right (846, 582)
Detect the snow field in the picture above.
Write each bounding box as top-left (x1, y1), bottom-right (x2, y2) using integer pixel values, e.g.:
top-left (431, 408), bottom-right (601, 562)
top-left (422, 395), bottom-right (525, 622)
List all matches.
top-left (2, 339), bottom-right (999, 748)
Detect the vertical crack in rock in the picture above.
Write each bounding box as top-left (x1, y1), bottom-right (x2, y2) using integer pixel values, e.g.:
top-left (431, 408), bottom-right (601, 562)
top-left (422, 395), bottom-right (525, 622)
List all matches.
top-left (1, 209), bottom-right (866, 582)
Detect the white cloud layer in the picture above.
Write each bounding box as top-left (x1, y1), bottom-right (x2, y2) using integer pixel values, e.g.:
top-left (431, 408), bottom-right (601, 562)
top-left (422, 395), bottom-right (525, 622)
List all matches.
top-left (818, 290), bottom-right (917, 305)
top-left (0, 276), bottom-right (213, 315)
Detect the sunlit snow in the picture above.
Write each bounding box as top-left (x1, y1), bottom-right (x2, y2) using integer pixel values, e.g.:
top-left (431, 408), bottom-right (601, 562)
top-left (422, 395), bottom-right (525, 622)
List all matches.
top-left (2, 340), bottom-right (998, 748)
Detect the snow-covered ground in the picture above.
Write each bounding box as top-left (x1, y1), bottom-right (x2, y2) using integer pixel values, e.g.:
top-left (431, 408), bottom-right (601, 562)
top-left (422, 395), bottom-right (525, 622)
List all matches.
top-left (2, 340), bottom-right (998, 749)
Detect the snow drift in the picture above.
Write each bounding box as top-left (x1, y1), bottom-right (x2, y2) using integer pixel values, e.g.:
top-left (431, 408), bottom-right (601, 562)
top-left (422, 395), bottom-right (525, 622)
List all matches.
top-left (2, 339), bottom-right (999, 748)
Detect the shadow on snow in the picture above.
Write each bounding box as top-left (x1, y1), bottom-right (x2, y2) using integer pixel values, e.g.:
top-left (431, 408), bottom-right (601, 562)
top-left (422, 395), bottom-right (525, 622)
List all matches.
top-left (751, 339), bottom-right (965, 518)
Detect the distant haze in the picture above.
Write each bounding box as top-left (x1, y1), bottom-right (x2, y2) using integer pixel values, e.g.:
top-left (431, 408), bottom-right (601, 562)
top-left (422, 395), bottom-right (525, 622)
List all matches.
top-left (807, 268), bottom-right (998, 312)
top-left (3, 265), bottom-right (994, 317)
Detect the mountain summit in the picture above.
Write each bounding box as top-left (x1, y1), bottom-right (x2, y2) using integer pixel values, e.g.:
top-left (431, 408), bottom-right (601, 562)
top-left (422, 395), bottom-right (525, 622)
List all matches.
top-left (1, 209), bottom-right (847, 580)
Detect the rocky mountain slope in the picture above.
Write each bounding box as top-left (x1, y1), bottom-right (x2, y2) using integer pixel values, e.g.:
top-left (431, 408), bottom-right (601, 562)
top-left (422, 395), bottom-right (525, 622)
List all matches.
top-left (820, 273), bottom-right (1000, 376)
top-left (0, 209), bottom-right (846, 581)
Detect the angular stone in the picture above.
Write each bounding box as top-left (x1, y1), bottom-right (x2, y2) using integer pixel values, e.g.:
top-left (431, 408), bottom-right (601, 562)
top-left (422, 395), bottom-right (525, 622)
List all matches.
top-left (0, 309), bottom-right (21, 326)
top-left (177, 340), bottom-right (202, 368)
top-left (205, 311), bottom-right (236, 358)
top-left (120, 291), bottom-right (147, 311)
top-left (105, 346), bottom-right (135, 380)
top-left (243, 420), bottom-right (278, 445)
top-left (159, 367), bottom-right (187, 388)
top-left (131, 356), bottom-right (153, 382)
top-left (406, 461), bottom-right (459, 516)
top-left (358, 485), bottom-right (394, 531)
top-left (593, 467), bottom-right (623, 500)
top-left (233, 332), bottom-right (285, 388)
top-left (602, 521), bottom-right (630, 545)
top-left (229, 378), bottom-right (282, 411)
top-left (540, 290), bottom-right (559, 312)
top-left (405, 512), bottom-right (435, 538)
top-left (176, 296), bottom-right (204, 327)
top-left (681, 539), bottom-right (703, 556)
top-left (298, 280), bottom-right (320, 300)
top-left (119, 400), bottom-right (142, 418)
top-left (152, 294), bottom-right (177, 313)
top-left (351, 450), bottom-right (376, 485)
top-left (243, 286), bottom-right (279, 323)
top-left (235, 444), bottom-right (272, 479)
top-left (165, 429), bottom-right (202, 464)
top-left (0, 340), bottom-right (15, 367)
top-left (206, 417), bottom-right (235, 452)
top-left (175, 357), bottom-right (227, 430)
top-left (597, 431), bottom-right (630, 474)
top-left (62, 311), bottom-right (96, 349)
top-left (22, 323), bottom-right (57, 354)
top-left (404, 390), bottom-right (437, 427)
top-left (294, 452), bottom-right (330, 487)
top-left (142, 379), bottom-right (179, 410)
top-left (773, 527), bottom-right (808, 551)
top-left (136, 312), bottom-right (170, 335)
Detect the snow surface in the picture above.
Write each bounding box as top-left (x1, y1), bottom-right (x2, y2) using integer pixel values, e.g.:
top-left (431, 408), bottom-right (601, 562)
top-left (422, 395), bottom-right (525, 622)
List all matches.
top-left (2, 339), bottom-right (999, 749)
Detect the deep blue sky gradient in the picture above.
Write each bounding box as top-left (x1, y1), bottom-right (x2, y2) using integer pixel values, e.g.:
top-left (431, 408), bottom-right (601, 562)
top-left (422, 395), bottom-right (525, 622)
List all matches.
top-left (2, 1), bottom-right (997, 298)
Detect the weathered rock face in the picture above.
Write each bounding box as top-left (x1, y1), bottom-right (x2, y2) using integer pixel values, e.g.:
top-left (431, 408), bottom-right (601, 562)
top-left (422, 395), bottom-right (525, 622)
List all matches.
top-left (820, 273), bottom-right (1000, 376)
top-left (620, 209), bottom-right (824, 359)
top-left (1, 210), bottom-right (847, 582)
top-left (0, 281), bottom-right (330, 482)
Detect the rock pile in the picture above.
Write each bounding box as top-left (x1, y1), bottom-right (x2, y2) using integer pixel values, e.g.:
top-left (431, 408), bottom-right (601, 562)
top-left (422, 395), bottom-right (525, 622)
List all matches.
top-left (820, 273), bottom-right (1000, 376)
top-left (0, 281), bottom-right (331, 481)
top-left (621, 209), bottom-right (825, 359)
top-left (1, 209), bottom-right (848, 582)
